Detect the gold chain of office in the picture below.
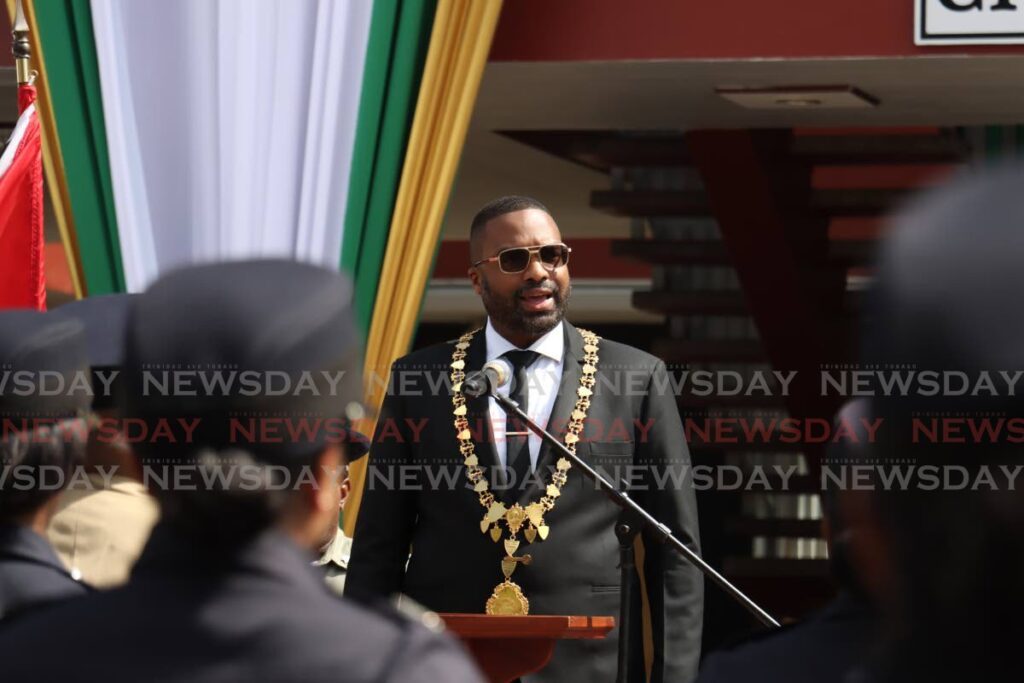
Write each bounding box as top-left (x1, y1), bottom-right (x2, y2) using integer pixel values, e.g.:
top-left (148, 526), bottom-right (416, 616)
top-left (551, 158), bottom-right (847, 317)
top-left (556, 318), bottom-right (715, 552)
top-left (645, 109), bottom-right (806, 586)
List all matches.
top-left (449, 327), bottom-right (600, 615)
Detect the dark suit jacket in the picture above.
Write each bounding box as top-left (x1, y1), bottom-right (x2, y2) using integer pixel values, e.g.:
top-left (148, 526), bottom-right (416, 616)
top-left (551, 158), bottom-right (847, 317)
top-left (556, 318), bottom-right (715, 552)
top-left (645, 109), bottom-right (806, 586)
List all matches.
top-left (0, 523), bottom-right (483, 683)
top-left (695, 592), bottom-right (877, 683)
top-left (347, 322), bottom-right (703, 683)
top-left (0, 523), bottom-right (87, 622)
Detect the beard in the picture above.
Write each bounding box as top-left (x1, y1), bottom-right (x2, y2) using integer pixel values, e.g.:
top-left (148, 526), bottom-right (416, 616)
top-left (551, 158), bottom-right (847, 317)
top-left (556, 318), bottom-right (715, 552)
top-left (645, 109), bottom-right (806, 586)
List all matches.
top-left (480, 277), bottom-right (570, 338)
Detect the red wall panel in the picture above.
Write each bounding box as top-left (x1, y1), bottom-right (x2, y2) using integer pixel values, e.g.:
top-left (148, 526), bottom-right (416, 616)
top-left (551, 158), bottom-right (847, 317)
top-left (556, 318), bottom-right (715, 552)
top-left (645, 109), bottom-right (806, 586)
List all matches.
top-left (491, 0), bottom-right (1024, 61)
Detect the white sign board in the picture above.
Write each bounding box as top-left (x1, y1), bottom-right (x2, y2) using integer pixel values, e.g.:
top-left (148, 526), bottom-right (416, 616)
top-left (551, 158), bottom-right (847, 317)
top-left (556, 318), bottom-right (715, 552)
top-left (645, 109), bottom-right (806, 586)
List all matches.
top-left (916, 0), bottom-right (1024, 44)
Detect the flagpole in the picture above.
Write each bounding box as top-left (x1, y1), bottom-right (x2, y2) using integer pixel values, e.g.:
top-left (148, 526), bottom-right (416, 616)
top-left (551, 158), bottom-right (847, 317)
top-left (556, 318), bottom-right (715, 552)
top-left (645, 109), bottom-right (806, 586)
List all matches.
top-left (12, 0), bottom-right (30, 85)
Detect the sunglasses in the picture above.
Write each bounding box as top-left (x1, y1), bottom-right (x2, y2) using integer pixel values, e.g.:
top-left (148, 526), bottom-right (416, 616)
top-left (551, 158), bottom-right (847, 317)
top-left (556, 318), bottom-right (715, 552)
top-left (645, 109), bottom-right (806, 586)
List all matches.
top-left (472, 243), bottom-right (571, 274)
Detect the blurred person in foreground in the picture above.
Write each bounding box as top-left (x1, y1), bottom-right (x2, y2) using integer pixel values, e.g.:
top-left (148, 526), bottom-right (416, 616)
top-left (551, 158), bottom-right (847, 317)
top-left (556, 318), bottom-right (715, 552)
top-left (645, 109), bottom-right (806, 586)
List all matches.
top-left (0, 260), bottom-right (483, 683)
top-left (695, 399), bottom-right (880, 683)
top-left (851, 164), bottom-right (1024, 683)
top-left (47, 294), bottom-right (160, 588)
top-left (0, 311), bottom-right (91, 621)
top-left (313, 429), bottom-right (369, 595)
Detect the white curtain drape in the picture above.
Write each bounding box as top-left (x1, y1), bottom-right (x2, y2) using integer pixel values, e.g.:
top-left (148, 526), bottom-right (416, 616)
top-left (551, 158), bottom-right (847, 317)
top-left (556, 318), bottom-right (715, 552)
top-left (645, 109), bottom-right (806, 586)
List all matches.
top-left (90, 0), bottom-right (374, 291)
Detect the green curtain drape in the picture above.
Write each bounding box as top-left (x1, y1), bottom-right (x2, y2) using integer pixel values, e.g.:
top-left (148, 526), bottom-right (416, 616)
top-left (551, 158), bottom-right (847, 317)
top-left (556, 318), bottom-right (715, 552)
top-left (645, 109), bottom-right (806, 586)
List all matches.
top-left (35, 0), bottom-right (125, 294)
top-left (340, 0), bottom-right (437, 338)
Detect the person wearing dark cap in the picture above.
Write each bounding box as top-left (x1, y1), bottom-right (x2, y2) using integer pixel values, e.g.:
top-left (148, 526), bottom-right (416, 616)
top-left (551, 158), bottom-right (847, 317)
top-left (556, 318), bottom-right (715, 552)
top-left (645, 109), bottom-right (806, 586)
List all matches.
top-left (694, 399), bottom-right (880, 683)
top-left (850, 163), bottom-right (1024, 683)
top-left (0, 260), bottom-right (483, 683)
top-left (0, 310), bottom-right (91, 621)
top-left (313, 429), bottom-right (369, 596)
top-left (47, 294), bottom-right (160, 588)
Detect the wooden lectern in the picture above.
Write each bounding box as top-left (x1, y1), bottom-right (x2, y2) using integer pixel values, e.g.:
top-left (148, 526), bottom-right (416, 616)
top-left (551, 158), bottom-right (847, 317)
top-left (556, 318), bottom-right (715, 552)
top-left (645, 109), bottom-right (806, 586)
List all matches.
top-left (440, 614), bottom-right (615, 683)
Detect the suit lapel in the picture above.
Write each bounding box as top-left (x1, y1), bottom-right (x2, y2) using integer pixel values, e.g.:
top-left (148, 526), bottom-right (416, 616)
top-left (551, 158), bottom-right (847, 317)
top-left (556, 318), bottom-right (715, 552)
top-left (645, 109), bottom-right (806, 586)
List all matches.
top-left (517, 322), bottom-right (586, 505)
top-left (461, 330), bottom-right (502, 478)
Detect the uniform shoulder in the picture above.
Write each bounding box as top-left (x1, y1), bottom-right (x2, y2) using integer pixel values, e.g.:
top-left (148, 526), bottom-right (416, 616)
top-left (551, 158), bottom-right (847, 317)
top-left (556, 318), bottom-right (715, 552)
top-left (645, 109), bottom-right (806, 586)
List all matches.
top-left (0, 557), bottom-right (89, 618)
top-left (715, 619), bottom-right (802, 655)
top-left (696, 622), bottom-right (803, 682)
top-left (347, 594), bottom-right (446, 635)
top-left (315, 596), bottom-right (483, 682)
top-left (0, 587), bottom-right (107, 671)
top-left (696, 597), bottom-right (876, 683)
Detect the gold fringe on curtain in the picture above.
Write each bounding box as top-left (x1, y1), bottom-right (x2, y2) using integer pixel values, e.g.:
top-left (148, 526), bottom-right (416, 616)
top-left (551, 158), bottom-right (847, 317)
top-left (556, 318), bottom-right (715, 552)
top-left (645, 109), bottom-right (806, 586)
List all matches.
top-left (344, 0), bottom-right (503, 536)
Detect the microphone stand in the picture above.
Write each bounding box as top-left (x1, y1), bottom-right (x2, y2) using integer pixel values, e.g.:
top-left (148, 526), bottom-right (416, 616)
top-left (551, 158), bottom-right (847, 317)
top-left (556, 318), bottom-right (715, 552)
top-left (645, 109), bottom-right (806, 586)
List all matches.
top-left (484, 386), bottom-right (780, 683)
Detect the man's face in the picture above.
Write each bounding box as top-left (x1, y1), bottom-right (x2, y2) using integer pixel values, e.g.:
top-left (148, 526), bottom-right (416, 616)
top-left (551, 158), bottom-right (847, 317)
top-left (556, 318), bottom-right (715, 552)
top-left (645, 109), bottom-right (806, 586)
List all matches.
top-left (316, 473), bottom-right (349, 553)
top-left (468, 209), bottom-right (571, 340)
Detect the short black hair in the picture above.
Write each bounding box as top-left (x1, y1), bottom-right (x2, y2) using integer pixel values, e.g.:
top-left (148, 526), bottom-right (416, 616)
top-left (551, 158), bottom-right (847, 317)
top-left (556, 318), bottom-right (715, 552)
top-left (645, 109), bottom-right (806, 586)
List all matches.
top-left (469, 195), bottom-right (551, 251)
top-left (0, 421), bottom-right (87, 522)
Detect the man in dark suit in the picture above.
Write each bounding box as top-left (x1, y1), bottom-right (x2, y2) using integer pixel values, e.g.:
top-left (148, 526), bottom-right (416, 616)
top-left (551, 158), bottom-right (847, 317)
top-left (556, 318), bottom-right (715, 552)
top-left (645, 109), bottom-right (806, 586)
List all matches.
top-left (0, 261), bottom-right (483, 683)
top-left (347, 196), bottom-right (703, 683)
top-left (0, 310), bottom-right (91, 622)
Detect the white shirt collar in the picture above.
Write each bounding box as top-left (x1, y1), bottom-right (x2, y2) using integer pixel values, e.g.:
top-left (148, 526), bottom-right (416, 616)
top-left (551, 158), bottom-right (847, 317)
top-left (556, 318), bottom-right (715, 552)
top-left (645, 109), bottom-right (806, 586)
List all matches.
top-left (485, 318), bottom-right (564, 364)
top-left (313, 530), bottom-right (352, 569)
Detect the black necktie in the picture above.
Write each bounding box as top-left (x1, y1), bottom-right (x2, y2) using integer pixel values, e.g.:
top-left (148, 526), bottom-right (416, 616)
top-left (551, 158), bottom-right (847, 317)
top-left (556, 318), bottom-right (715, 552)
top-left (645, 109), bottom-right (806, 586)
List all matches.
top-left (502, 349), bottom-right (540, 502)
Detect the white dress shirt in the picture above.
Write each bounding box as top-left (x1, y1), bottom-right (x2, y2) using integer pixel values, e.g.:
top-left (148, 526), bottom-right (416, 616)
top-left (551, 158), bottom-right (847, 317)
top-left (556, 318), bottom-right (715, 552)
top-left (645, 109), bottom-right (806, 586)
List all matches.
top-left (485, 318), bottom-right (565, 470)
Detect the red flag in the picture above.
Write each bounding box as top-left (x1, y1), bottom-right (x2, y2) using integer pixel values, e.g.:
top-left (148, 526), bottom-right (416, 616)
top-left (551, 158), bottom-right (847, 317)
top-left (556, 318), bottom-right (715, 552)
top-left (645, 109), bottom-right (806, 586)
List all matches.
top-left (0, 84), bottom-right (45, 310)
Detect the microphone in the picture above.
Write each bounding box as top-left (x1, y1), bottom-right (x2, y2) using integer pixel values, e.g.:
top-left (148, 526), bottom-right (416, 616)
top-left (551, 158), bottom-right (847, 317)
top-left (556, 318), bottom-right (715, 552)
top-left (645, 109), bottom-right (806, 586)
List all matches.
top-left (462, 358), bottom-right (513, 398)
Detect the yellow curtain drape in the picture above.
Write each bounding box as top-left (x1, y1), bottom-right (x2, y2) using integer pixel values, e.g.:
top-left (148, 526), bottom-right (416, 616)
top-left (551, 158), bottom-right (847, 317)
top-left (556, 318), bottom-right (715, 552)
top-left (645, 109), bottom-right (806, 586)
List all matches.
top-left (343, 0), bottom-right (502, 536)
top-left (5, 0), bottom-right (86, 298)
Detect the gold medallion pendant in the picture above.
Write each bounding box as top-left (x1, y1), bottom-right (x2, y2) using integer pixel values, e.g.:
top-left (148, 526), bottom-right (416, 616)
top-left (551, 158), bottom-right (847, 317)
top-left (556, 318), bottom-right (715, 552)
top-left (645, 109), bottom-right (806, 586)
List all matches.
top-left (486, 580), bottom-right (530, 615)
top-left (450, 328), bottom-right (600, 616)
